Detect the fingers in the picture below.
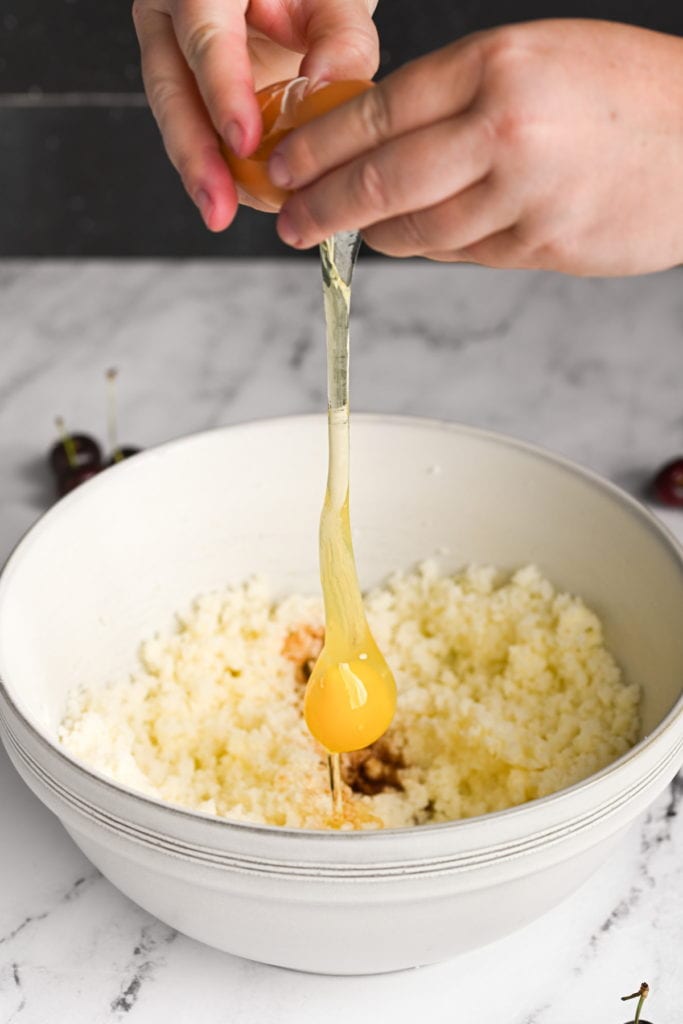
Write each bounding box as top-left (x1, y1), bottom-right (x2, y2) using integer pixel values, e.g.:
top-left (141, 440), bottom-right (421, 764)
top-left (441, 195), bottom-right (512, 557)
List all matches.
top-left (298, 0), bottom-right (380, 88)
top-left (167, 0), bottom-right (261, 155)
top-left (134, 4), bottom-right (238, 230)
top-left (269, 39), bottom-right (485, 192)
top-left (276, 113), bottom-right (495, 247)
top-left (362, 177), bottom-right (519, 257)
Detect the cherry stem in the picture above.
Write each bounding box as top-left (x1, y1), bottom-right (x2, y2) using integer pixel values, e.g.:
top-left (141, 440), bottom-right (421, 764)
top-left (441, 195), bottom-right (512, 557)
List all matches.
top-left (106, 367), bottom-right (122, 462)
top-left (55, 416), bottom-right (77, 469)
top-left (622, 982), bottom-right (649, 1024)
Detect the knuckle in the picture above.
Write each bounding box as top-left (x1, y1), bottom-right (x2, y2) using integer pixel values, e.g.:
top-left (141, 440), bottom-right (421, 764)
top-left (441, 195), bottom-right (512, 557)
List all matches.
top-left (351, 158), bottom-right (390, 214)
top-left (474, 110), bottom-right (498, 154)
top-left (131, 0), bottom-right (150, 23)
top-left (355, 86), bottom-right (392, 145)
top-left (485, 25), bottom-right (529, 71)
top-left (493, 107), bottom-right (535, 151)
top-left (337, 25), bottom-right (380, 74)
top-left (479, 30), bottom-right (535, 144)
top-left (507, 219), bottom-right (536, 253)
top-left (398, 211), bottom-right (428, 251)
top-left (508, 219), bottom-right (557, 267)
top-left (131, 0), bottom-right (154, 37)
top-left (537, 234), bottom-right (572, 269)
top-left (144, 71), bottom-right (183, 119)
top-left (183, 19), bottom-right (221, 71)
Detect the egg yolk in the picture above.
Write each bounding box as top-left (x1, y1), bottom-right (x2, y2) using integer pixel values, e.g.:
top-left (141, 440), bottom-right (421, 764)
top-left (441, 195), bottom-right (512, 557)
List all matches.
top-left (304, 642), bottom-right (396, 755)
top-left (223, 78), bottom-right (373, 210)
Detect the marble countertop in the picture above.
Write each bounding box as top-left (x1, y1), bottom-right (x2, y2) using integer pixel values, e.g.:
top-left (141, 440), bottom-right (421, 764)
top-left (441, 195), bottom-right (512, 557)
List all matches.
top-left (0, 258), bottom-right (681, 1023)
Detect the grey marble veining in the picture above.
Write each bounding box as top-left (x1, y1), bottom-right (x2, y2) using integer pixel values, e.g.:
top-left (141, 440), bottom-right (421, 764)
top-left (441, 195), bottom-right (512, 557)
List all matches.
top-left (0, 258), bottom-right (682, 1023)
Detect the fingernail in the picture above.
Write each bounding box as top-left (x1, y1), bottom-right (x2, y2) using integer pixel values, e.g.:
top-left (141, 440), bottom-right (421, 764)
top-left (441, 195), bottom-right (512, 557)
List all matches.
top-left (277, 211), bottom-right (302, 247)
top-left (195, 189), bottom-right (213, 227)
top-left (306, 77), bottom-right (330, 95)
top-left (268, 152), bottom-right (292, 189)
top-left (224, 120), bottom-right (244, 156)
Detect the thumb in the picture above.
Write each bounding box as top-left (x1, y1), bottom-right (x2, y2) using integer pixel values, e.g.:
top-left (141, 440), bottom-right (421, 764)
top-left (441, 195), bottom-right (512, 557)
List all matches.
top-left (298, 0), bottom-right (380, 88)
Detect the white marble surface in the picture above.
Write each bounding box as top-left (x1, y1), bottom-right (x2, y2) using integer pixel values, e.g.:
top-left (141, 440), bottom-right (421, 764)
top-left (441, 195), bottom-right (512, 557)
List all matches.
top-left (0, 258), bottom-right (682, 1022)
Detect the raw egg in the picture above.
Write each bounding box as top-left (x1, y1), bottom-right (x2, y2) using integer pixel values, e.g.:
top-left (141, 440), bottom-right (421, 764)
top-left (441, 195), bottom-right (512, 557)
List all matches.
top-left (223, 78), bottom-right (373, 210)
top-left (304, 636), bottom-right (397, 755)
top-left (303, 479), bottom-right (397, 756)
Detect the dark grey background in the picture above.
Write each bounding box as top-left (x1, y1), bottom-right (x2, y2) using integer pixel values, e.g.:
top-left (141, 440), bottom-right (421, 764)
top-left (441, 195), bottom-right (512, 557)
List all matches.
top-left (2, 1), bottom-right (682, 256)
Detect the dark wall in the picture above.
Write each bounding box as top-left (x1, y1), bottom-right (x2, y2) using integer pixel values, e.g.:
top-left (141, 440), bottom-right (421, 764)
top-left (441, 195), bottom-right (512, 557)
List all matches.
top-left (2, 1), bottom-right (682, 256)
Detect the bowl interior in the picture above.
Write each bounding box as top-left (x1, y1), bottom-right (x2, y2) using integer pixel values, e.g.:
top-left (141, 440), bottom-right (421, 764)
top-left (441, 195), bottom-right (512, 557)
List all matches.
top-left (2, 416), bottom-right (683, 747)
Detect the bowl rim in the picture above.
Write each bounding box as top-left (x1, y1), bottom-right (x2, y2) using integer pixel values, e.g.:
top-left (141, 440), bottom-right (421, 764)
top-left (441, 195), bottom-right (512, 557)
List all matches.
top-left (1, 412), bottom-right (682, 843)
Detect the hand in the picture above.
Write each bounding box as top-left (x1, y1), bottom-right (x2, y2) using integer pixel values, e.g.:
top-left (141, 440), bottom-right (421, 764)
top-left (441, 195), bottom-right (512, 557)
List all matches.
top-left (269, 20), bottom-right (683, 276)
top-left (132, 0), bottom-right (379, 229)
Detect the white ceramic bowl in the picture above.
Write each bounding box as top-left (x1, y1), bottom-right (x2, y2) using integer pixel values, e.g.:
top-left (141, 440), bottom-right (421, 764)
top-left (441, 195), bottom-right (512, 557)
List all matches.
top-left (1, 416), bottom-right (682, 975)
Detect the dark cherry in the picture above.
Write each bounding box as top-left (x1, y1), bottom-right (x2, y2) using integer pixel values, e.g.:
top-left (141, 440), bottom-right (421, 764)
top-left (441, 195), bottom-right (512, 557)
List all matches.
top-left (49, 433), bottom-right (102, 478)
top-left (107, 445), bottom-right (142, 466)
top-left (651, 457), bottom-right (683, 506)
top-left (57, 465), bottom-right (101, 497)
